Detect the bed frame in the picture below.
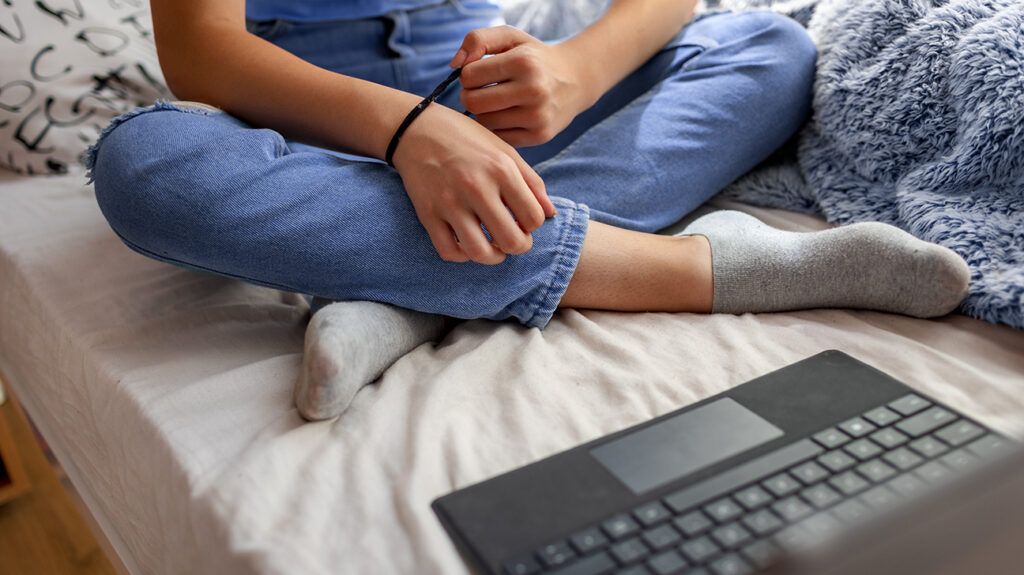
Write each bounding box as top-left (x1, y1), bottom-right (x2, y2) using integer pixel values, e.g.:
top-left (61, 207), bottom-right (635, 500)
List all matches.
top-left (0, 368), bottom-right (134, 575)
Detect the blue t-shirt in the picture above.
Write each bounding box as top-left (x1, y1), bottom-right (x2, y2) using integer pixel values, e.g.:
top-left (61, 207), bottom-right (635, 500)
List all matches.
top-left (247, 0), bottom-right (455, 22)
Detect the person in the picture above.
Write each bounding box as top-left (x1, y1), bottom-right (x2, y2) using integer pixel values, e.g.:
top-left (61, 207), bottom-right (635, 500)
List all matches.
top-left (86, 0), bottom-right (970, 420)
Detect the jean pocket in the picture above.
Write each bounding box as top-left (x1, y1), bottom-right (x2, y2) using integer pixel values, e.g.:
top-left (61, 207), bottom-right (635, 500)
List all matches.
top-left (245, 19), bottom-right (293, 41)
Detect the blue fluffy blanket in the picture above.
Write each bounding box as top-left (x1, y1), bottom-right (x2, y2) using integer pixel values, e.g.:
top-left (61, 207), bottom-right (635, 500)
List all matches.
top-left (510, 0), bottom-right (1024, 329)
top-left (719, 0), bottom-right (1024, 329)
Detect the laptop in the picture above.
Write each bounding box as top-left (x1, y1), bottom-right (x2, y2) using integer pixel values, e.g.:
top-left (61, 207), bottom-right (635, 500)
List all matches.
top-left (432, 350), bottom-right (1015, 575)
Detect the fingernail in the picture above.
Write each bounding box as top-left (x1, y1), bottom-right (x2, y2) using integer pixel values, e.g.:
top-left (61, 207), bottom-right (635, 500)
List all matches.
top-left (449, 49), bottom-right (466, 67)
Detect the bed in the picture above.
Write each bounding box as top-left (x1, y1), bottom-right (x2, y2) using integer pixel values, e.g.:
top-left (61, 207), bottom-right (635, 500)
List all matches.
top-left (1, 168), bottom-right (1022, 574)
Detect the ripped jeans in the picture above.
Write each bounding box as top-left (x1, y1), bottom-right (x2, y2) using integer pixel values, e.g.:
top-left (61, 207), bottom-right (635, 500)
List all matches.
top-left (86, 2), bottom-right (816, 328)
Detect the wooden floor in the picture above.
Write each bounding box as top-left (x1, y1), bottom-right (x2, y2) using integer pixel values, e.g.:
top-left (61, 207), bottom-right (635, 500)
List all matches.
top-left (0, 395), bottom-right (116, 575)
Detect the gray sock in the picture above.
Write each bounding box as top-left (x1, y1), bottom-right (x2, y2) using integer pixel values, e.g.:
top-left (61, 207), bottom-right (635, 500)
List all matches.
top-left (296, 301), bottom-right (448, 421)
top-left (680, 210), bottom-right (970, 317)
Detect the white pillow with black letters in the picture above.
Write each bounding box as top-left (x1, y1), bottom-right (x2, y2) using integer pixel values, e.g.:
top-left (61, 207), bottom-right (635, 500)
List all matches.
top-left (0, 0), bottom-right (171, 175)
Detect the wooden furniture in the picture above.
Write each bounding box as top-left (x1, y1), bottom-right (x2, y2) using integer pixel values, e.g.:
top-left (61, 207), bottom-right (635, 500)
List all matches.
top-left (0, 376), bottom-right (31, 505)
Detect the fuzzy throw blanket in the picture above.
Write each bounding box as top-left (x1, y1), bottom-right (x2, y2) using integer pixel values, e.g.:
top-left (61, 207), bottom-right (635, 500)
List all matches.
top-left (509, 0), bottom-right (1024, 329)
top-left (718, 0), bottom-right (1024, 329)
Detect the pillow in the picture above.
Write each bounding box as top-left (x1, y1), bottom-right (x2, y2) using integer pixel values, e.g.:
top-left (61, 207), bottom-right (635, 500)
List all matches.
top-left (0, 0), bottom-right (171, 176)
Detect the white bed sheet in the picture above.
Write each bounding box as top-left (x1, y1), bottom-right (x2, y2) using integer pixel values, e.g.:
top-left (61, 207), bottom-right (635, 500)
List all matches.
top-left (1, 170), bottom-right (1022, 574)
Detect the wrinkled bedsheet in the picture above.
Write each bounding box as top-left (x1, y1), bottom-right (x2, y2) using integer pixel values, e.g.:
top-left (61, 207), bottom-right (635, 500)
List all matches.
top-left (1, 171), bottom-right (1022, 574)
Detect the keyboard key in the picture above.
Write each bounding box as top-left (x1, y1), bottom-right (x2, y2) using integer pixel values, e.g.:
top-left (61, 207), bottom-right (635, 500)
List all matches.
top-left (610, 537), bottom-right (650, 565)
top-left (812, 427), bottom-right (851, 449)
top-left (844, 438), bottom-right (883, 461)
top-left (742, 509), bottom-right (783, 536)
top-left (772, 496), bottom-right (813, 522)
top-left (704, 498), bottom-right (743, 523)
top-left (646, 550), bottom-right (688, 575)
top-left (829, 470), bottom-right (870, 496)
top-left (662, 440), bottom-right (823, 516)
top-left (672, 511), bottom-right (712, 537)
top-left (882, 447), bottom-right (924, 471)
top-left (711, 523), bottom-right (752, 549)
top-left (889, 393), bottom-right (931, 416)
top-left (680, 536), bottom-right (721, 564)
top-left (819, 450), bottom-right (857, 472)
top-left (504, 555), bottom-right (541, 575)
top-left (733, 485), bottom-right (772, 510)
top-left (860, 485), bottom-right (898, 509)
top-left (634, 501), bottom-right (672, 527)
top-left (897, 407), bottom-right (957, 437)
top-left (801, 483), bottom-right (842, 509)
top-left (830, 498), bottom-right (870, 523)
top-left (967, 434), bottom-right (1013, 458)
top-left (863, 406), bottom-right (902, 427)
top-left (800, 513), bottom-right (842, 537)
top-left (887, 473), bottom-right (926, 497)
top-left (548, 551), bottom-right (616, 575)
top-left (709, 553), bottom-right (752, 575)
top-left (790, 461), bottom-right (829, 485)
top-left (615, 566), bottom-right (651, 575)
top-left (774, 524), bottom-right (813, 553)
top-left (936, 421), bottom-right (985, 447)
top-left (909, 435), bottom-right (949, 458)
top-left (790, 513), bottom-right (842, 548)
top-left (603, 514), bottom-right (640, 540)
top-left (857, 459), bottom-right (897, 483)
top-left (838, 416), bottom-right (877, 438)
top-left (870, 428), bottom-right (909, 449)
top-left (762, 473), bottom-right (801, 497)
top-left (641, 525), bottom-right (681, 551)
top-left (570, 527), bottom-right (609, 554)
top-left (538, 542), bottom-right (577, 568)
top-left (741, 540), bottom-right (780, 569)
top-left (915, 461), bottom-right (951, 484)
top-left (940, 448), bottom-right (978, 471)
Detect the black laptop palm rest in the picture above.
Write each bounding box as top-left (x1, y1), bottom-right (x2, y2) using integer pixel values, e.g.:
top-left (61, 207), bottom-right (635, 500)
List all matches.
top-left (432, 351), bottom-right (1014, 575)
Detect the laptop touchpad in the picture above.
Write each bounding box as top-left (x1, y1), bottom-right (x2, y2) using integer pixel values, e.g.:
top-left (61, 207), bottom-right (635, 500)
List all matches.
top-left (591, 397), bottom-right (783, 494)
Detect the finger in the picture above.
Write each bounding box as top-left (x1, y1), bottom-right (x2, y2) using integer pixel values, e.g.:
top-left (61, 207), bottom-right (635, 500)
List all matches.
top-left (460, 52), bottom-right (516, 89)
top-left (450, 25), bottom-right (533, 68)
top-left (510, 152), bottom-right (557, 218)
top-left (468, 189), bottom-right (532, 254)
top-left (461, 81), bottom-right (533, 115)
top-left (423, 217), bottom-right (469, 263)
top-left (474, 107), bottom-right (535, 131)
top-left (448, 213), bottom-right (506, 265)
top-left (501, 178), bottom-right (546, 234)
top-left (492, 127), bottom-right (546, 148)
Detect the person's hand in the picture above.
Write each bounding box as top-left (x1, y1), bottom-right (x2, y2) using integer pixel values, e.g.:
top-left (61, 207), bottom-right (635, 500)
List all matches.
top-left (450, 26), bottom-right (597, 147)
top-left (391, 103), bottom-right (557, 265)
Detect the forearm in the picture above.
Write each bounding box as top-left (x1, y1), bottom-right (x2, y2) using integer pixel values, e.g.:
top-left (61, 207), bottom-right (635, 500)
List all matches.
top-left (153, 8), bottom-right (420, 160)
top-left (560, 0), bottom-right (698, 103)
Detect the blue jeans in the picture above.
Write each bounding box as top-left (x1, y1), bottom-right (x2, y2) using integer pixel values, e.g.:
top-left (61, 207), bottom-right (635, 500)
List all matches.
top-left (87, 2), bottom-right (816, 328)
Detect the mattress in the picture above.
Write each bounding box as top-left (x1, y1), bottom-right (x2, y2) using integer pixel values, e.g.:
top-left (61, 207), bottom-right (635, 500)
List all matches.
top-left (1, 170), bottom-right (1022, 574)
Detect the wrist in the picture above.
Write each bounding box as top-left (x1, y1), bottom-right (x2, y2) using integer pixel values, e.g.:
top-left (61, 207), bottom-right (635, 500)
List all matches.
top-left (390, 104), bottom-right (445, 171)
top-left (554, 38), bottom-right (610, 110)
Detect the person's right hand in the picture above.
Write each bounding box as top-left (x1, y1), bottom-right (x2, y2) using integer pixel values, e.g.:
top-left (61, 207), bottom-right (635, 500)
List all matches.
top-left (391, 103), bottom-right (556, 265)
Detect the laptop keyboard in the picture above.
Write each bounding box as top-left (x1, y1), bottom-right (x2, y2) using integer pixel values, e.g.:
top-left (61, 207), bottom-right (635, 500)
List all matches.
top-left (503, 393), bottom-right (1011, 575)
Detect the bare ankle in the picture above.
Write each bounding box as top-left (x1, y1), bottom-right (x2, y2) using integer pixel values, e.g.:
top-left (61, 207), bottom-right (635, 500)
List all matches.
top-left (673, 235), bottom-right (714, 313)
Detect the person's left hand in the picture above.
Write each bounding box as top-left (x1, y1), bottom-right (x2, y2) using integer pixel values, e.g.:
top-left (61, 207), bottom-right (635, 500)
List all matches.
top-left (450, 26), bottom-right (597, 147)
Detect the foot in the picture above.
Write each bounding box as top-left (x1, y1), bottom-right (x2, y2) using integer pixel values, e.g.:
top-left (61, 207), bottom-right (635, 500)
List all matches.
top-left (296, 301), bottom-right (449, 420)
top-left (680, 211), bottom-right (970, 317)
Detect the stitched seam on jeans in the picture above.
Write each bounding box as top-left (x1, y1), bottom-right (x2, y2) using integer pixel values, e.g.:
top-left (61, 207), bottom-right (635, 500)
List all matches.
top-left (519, 200), bottom-right (590, 328)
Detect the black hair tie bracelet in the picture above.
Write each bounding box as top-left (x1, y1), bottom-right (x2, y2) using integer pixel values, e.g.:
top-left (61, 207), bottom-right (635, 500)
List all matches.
top-left (385, 66), bottom-right (472, 168)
